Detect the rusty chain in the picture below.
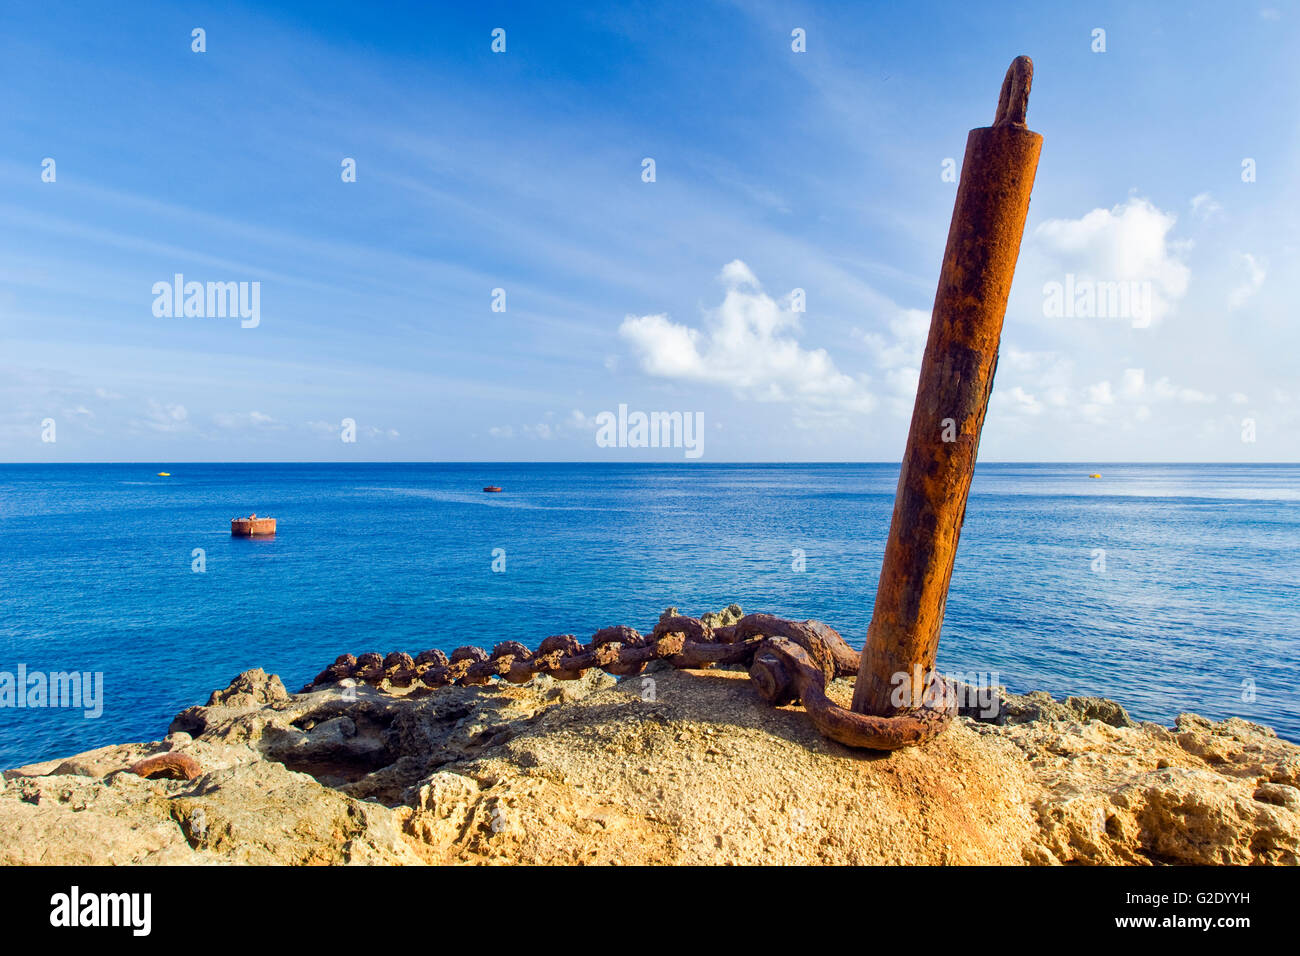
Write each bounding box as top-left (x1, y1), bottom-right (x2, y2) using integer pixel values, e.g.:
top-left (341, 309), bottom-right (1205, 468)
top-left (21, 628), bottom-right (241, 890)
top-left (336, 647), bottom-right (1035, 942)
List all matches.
top-left (307, 609), bottom-right (954, 751)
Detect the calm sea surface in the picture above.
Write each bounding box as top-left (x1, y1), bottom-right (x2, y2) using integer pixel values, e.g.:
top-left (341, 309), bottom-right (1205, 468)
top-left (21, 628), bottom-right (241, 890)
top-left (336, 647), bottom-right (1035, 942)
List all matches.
top-left (1, 462), bottom-right (1297, 766)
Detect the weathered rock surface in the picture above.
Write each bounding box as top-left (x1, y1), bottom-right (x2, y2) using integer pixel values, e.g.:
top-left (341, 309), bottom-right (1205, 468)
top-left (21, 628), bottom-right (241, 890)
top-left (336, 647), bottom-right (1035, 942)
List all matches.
top-left (3, 664), bottom-right (1296, 865)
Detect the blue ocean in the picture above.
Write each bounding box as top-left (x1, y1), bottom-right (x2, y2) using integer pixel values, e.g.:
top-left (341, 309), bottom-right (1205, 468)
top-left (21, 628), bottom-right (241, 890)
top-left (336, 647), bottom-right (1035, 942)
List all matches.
top-left (1, 462), bottom-right (1297, 767)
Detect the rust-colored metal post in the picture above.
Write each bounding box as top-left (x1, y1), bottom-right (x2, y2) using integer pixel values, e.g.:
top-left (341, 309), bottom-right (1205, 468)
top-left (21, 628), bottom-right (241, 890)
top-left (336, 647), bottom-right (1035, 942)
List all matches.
top-left (851, 57), bottom-right (1042, 717)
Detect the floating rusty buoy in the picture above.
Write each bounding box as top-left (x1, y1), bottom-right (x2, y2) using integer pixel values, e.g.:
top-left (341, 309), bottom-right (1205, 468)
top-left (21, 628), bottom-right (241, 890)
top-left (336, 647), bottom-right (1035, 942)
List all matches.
top-left (231, 514), bottom-right (276, 536)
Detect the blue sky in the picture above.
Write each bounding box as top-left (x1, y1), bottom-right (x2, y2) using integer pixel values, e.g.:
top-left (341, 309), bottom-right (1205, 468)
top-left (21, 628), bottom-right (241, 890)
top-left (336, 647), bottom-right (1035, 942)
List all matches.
top-left (2, 0), bottom-right (1297, 462)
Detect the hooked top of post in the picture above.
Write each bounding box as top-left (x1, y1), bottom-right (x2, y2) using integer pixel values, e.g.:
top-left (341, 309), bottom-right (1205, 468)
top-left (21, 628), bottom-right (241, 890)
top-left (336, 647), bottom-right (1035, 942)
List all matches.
top-left (993, 55), bottom-right (1033, 127)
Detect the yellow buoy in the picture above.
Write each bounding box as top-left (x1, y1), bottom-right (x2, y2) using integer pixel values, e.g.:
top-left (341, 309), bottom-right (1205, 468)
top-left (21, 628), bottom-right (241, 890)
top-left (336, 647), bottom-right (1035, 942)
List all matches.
top-left (1088, 473), bottom-right (1102, 478)
top-left (157, 472), bottom-right (171, 477)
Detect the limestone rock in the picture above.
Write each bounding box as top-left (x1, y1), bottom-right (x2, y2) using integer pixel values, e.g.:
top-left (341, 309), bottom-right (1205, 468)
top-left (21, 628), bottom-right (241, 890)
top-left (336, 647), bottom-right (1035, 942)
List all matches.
top-left (996, 689), bottom-right (1136, 728)
top-left (1001, 709), bottom-right (1299, 865)
top-left (170, 668), bottom-right (288, 736)
top-left (2, 664), bottom-right (1295, 866)
top-left (0, 751), bottom-right (419, 865)
top-left (1065, 696), bottom-right (1137, 728)
top-left (700, 603), bottom-right (744, 629)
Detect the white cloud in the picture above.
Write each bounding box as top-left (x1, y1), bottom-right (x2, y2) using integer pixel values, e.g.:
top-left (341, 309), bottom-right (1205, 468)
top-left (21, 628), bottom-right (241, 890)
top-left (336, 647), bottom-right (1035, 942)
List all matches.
top-left (855, 307), bottom-right (929, 370)
top-left (1190, 192), bottom-right (1222, 220)
top-left (619, 260), bottom-right (875, 415)
top-left (1120, 368), bottom-right (1145, 400)
top-left (851, 308), bottom-right (929, 416)
top-left (488, 409), bottom-right (597, 441)
top-left (1228, 253), bottom-right (1265, 310)
top-left (1149, 378), bottom-right (1215, 404)
top-left (984, 347), bottom-right (1222, 442)
top-left (1085, 380), bottom-right (1115, 405)
top-left (213, 410), bottom-right (281, 429)
top-left (999, 385), bottom-right (1043, 415)
top-left (1034, 197), bottom-right (1191, 325)
top-left (619, 313), bottom-right (707, 379)
top-left (1082, 368), bottom-right (1215, 411)
top-left (719, 259), bottom-right (760, 288)
top-left (134, 400), bottom-right (189, 433)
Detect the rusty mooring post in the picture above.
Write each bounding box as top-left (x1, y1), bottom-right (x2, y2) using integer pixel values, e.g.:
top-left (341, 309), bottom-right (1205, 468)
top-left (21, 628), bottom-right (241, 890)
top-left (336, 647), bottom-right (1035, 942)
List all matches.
top-left (851, 57), bottom-right (1042, 718)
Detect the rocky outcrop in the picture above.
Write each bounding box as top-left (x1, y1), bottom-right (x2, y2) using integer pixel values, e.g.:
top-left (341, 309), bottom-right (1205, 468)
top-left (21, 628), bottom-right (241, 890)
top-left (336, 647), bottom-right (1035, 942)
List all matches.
top-left (999, 711), bottom-right (1299, 865)
top-left (994, 689), bottom-right (1137, 728)
top-left (169, 667), bottom-right (289, 737)
top-left (2, 661), bottom-right (1296, 865)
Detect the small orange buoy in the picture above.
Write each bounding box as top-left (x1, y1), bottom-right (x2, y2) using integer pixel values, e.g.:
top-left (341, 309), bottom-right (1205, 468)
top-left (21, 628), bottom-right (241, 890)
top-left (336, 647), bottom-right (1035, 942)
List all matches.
top-left (482, 486), bottom-right (503, 493)
top-left (231, 514), bottom-right (276, 536)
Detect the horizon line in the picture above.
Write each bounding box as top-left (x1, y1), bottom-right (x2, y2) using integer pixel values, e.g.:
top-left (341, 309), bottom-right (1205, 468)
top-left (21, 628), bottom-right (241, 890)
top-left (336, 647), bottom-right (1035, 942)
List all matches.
top-left (2, 460), bottom-right (1296, 467)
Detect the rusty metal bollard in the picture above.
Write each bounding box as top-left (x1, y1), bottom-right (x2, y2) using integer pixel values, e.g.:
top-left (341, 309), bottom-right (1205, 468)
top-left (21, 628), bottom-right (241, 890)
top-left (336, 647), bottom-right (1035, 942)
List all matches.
top-left (851, 57), bottom-right (1043, 718)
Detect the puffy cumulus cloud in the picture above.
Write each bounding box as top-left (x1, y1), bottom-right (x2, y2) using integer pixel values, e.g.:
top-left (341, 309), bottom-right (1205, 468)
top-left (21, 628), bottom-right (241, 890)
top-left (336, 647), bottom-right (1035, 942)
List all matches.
top-left (982, 345), bottom-right (1076, 421)
top-left (990, 352), bottom-right (1073, 419)
top-left (852, 308), bottom-right (929, 416)
top-left (1093, 368), bottom-right (1215, 406)
top-left (618, 313), bottom-right (707, 379)
top-left (1001, 385), bottom-right (1043, 415)
top-left (999, 349), bottom-right (1073, 409)
top-left (1082, 368), bottom-right (1213, 422)
top-left (987, 350), bottom-right (1220, 432)
top-left (856, 307), bottom-right (929, 369)
top-left (1228, 253), bottom-right (1266, 310)
top-left (719, 259), bottom-right (760, 288)
top-left (1034, 197), bottom-right (1191, 325)
top-left (619, 260), bottom-right (875, 415)
top-left (882, 366), bottom-right (921, 411)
